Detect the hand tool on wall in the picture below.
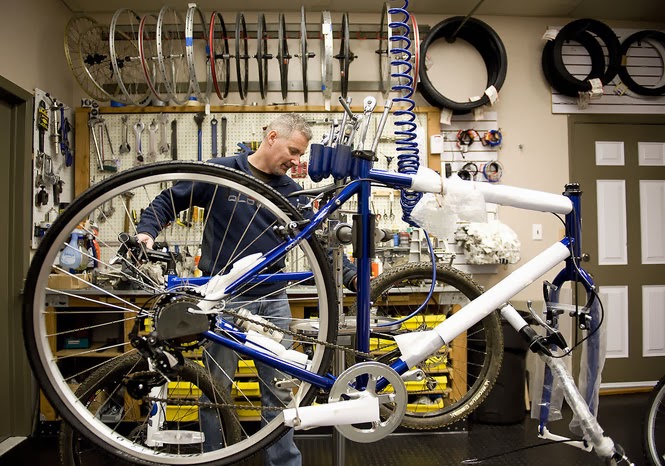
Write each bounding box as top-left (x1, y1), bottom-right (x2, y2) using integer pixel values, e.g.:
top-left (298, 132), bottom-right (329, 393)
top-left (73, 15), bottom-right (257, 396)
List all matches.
top-left (45, 94), bottom-right (61, 149)
top-left (194, 112), bottom-right (205, 161)
top-left (119, 116), bottom-right (131, 154)
top-left (88, 116), bottom-right (104, 171)
top-left (221, 117), bottom-right (227, 156)
top-left (37, 100), bottom-right (49, 160)
top-left (89, 114), bottom-right (117, 172)
top-left (211, 116), bottom-right (218, 156)
top-left (121, 191), bottom-right (134, 232)
top-left (148, 119), bottom-right (159, 162)
top-left (158, 114), bottom-right (170, 155)
top-left (171, 119), bottom-right (178, 160)
top-left (53, 179), bottom-right (64, 206)
top-left (134, 120), bottom-right (145, 163)
top-left (59, 105), bottom-right (73, 167)
top-left (35, 185), bottom-right (48, 207)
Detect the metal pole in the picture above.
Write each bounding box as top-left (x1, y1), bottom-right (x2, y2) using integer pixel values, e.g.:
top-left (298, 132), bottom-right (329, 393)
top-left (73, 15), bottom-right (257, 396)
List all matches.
top-left (447, 0), bottom-right (486, 43)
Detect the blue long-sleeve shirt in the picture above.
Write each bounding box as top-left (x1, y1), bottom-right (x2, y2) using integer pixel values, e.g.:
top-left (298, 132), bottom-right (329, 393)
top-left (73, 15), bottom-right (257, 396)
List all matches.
top-left (137, 154), bottom-right (357, 295)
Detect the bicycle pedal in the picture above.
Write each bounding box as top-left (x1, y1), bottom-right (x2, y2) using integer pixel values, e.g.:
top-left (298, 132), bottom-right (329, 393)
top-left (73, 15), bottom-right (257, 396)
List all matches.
top-left (274, 378), bottom-right (299, 390)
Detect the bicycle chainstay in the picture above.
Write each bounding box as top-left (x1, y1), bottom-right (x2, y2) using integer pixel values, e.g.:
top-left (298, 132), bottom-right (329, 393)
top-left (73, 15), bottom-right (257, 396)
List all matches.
top-left (219, 305), bottom-right (372, 359)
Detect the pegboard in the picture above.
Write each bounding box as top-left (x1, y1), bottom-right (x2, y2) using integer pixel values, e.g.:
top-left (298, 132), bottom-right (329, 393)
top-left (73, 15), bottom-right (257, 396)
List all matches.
top-left (88, 109), bottom-right (429, 235)
top-left (80, 106), bottom-right (499, 274)
top-left (32, 88), bottom-right (75, 249)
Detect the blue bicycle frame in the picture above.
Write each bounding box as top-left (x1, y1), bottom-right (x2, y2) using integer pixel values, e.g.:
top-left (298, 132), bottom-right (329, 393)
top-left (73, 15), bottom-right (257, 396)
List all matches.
top-left (166, 160), bottom-right (416, 392)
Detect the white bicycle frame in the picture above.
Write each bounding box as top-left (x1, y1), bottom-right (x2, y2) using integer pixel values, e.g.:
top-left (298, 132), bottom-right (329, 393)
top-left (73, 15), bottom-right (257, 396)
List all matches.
top-left (139, 167), bottom-right (622, 461)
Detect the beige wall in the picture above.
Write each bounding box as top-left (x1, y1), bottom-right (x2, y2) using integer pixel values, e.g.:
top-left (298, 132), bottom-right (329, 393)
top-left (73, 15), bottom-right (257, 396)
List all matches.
top-left (0, 0), bottom-right (76, 104)
top-left (2, 6), bottom-right (663, 301)
top-left (411, 14), bottom-right (665, 300)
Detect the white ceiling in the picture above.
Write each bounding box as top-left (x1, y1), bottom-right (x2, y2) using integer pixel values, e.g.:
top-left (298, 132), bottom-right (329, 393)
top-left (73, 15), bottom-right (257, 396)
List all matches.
top-left (61, 0), bottom-right (665, 22)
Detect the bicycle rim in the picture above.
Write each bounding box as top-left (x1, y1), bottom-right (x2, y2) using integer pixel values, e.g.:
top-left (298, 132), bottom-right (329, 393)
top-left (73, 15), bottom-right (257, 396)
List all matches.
top-left (645, 376), bottom-right (665, 466)
top-left (60, 352), bottom-right (241, 465)
top-left (356, 262), bottom-right (503, 429)
top-left (24, 161), bottom-right (337, 465)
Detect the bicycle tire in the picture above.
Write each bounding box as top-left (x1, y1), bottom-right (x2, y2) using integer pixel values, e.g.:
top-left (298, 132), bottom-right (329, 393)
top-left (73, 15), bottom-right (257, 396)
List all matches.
top-left (209, 12), bottom-right (231, 100)
top-left (349, 262), bottom-right (503, 429)
top-left (644, 374), bottom-right (665, 466)
top-left (618, 30), bottom-right (665, 96)
top-left (23, 161), bottom-right (337, 465)
top-left (256, 13), bottom-right (270, 101)
top-left (299, 6), bottom-right (310, 103)
top-left (551, 19), bottom-right (620, 93)
top-left (277, 13), bottom-right (290, 100)
top-left (542, 30), bottom-right (606, 97)
top-left (417, 16), bottom-right (507, 114)
top-left (60, 352), bottom-right (241, 466)
top-left (336, 12), bottom-right (354, 99)
top-left (235, 13), bottom-right (249, 100)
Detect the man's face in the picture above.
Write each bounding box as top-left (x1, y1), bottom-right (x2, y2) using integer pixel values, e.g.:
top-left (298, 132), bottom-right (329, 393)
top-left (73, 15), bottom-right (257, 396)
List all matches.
top-left (265, 130), bottom-right (309, 176)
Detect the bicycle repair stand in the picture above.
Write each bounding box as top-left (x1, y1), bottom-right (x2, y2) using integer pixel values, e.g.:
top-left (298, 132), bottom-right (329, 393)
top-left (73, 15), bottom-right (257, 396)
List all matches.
top-left (331, 218), bottom-right (349, 465)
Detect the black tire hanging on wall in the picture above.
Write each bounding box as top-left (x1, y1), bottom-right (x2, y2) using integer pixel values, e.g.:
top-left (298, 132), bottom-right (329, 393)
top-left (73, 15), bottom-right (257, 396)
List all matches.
top-left (417, 17), bottom-right (507, 114)
top-left (618, 30), bottom-right (665, 96)
top-left (542, 18), bottom-right (621, 97)
top-left (542, 30), bottom-right (607, 97)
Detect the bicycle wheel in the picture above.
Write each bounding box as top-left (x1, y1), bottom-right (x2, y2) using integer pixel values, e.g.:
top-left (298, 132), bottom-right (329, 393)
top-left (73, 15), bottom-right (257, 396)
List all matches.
top-left (139, 13), bottom-right (169, 104)
top-left (351, 262), bottom-right (503, 429)
top-left (110, 8), bottom-right (151, 106)
top-left (209, 12), bottom-right (231, 100)
top-left (157, 6), bottom-right (190, 105)
top-left (60, 351), bottom-right (241, 466)
top-left (24, 161), bottom-right (337, 465)
top-left (185, 5), bottom-right (211, 104)
top-left (644, 375), bottom-right (665, 466)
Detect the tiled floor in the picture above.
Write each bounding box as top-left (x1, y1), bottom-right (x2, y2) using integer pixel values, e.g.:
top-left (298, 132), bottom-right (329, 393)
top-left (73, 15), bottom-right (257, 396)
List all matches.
top-left (0, 392), bottom-right (649, 466)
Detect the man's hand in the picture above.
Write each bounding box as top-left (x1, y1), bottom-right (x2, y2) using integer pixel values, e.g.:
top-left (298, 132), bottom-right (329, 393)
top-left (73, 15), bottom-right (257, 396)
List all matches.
top-left (136, 232), bottom-right (155, 250)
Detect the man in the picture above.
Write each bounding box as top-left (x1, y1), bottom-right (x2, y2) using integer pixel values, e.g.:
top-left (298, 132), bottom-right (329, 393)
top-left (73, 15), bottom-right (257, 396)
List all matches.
top-left (136, 114), bottom-right (357, 466)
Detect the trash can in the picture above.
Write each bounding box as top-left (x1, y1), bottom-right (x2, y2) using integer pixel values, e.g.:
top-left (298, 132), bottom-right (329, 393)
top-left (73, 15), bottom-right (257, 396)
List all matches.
top-left (470, 317), bottom-right (530, 424)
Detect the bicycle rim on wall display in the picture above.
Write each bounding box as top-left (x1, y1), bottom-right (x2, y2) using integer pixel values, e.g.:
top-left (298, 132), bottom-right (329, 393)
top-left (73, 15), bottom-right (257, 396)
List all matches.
top-left (350, 262), bottom-right (503, 429)
top-left (64, 16), bottom-right (114, 102)
top-left (23, 162), bottom-right (337, 465)
top-left (110, 8), bottom-right (152, 106)
top-left (157, 6), bottom-right (191, 105)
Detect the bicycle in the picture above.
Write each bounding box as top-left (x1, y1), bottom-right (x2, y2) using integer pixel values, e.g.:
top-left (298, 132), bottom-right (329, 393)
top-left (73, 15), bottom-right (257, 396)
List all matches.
top-left (23, 99), bottom-right (631, 465)
top-left (644, 374), bottom-right (665, 465)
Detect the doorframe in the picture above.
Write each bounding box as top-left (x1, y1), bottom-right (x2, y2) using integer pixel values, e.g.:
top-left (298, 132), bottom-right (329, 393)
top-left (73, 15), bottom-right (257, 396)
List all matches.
top-left (0, 74), bottom-right (35, 437)
top-left (568, 113), bottom-right (665, 387)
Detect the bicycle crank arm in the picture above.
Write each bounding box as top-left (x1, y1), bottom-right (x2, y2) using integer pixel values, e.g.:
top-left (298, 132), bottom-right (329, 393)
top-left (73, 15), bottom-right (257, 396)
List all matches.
top-left (283, 395), bottom-right (379, 430)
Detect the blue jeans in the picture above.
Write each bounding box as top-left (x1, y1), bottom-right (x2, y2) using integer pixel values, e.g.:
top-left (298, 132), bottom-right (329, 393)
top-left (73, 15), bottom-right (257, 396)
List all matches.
top-left (200, 293), bottom-right (302, 466)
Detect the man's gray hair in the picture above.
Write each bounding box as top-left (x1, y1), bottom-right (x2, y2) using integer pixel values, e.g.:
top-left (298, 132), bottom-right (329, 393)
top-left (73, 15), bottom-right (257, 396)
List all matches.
top-left (264, 114), bottom-right (313, 141)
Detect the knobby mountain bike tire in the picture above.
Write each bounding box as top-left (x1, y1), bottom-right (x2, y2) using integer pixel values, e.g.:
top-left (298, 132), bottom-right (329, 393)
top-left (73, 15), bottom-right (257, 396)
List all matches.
top-left (643, 374), bottom-right (665, 466)
top-left (23, 161), bottom-right (337, 465)
top-left (60, 352), bottom-right (241, 466)
top-left (349, 262), bottom-right (503, 429)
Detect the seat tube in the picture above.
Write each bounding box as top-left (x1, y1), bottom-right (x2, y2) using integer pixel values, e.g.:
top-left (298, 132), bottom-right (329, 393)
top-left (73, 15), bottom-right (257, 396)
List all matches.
top-left (355, 161), bottom-right (373, 354)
